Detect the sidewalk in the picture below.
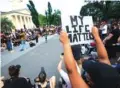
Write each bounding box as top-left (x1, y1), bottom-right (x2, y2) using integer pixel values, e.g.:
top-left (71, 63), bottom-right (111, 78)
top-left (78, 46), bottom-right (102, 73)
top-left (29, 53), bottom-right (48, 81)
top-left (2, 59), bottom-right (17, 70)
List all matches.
top-left (1, 35), bottom-right (56, 67)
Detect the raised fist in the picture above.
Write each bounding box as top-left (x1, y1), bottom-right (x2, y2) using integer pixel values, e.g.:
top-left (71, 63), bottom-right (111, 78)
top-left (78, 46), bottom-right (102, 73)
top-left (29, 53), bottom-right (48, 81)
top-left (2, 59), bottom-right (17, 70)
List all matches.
top-left (59, 31), bottom-right (69, 45)
top-left (92, 26), bottom-right (99, 37)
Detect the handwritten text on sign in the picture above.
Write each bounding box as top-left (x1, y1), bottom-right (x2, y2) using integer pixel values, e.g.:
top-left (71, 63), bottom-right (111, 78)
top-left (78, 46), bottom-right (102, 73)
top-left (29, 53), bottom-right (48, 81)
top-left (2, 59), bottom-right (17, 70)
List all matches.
top-left (63, 16), bottom-right (93, 45)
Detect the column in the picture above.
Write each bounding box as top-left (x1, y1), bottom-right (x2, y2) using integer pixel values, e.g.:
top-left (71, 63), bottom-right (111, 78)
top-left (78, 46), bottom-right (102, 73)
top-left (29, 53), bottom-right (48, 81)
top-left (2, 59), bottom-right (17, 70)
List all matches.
top-left (12, 15), bottom-right (16, 28)
top-left (27, 17), bottom-right (30, 29)
top-left (26, 16), bottom-right (29, 29)
top-left (28, 17), bottom-right (31, 28)
top-left (29, 17), bottom-right (32, 28)
top-left (22, 16), bottom-right (25, 29)
top-left (29, 17), bottom-right (32, 29)
top-left (18, 15), bottom-right (21, 29)
top-left (20, 15), bottom-right (23, 29)
top-left (15, 15), bottom-right (19, 29)
top-left (24, 16), bottom-right (27, 29)
top-left (30, 17), bottom-right (34, 28)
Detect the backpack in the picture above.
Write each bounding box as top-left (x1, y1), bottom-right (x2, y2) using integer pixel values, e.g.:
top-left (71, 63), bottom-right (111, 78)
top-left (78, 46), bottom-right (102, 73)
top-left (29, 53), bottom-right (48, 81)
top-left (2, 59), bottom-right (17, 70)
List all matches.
top-left (29, 42), bottom-right (36, 47)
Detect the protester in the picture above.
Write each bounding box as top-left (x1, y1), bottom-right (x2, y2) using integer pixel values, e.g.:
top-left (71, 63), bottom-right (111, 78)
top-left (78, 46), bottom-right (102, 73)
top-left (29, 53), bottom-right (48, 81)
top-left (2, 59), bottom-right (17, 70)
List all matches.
top-left (1, 35), bottom-right (7, 52)
top-left (103, 23), bottom-right (120, 58)
top-left (57, 53), bottom-right (81, 88)
top-left (45, 30), bottom-right (48, 43)
top-left (71, 44), bottom-right (82, 66)
top-left (13, 30), bottom-right (21, 46)
top-left (34, 67), bottom-right (56, 88)
top-left (3, 65), bottom-right (32, 88)
top-left (100, 21), bottom-right (108, 40)
top-left (59, 26), bottom-right (120, 88)
top-left (6, 33), bottom-right (13, 52)
top-left (35, 31), bottom-right (39, 43)
top-left (20, 29), bottom-right (26, 51)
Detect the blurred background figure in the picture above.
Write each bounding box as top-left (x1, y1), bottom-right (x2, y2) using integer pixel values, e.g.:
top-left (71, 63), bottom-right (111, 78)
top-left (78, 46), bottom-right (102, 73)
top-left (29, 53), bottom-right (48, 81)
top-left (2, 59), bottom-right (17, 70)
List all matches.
top-left (3, 65), bottom-right (32, 88)
top-left (34, 67), bottom-right (56, 88)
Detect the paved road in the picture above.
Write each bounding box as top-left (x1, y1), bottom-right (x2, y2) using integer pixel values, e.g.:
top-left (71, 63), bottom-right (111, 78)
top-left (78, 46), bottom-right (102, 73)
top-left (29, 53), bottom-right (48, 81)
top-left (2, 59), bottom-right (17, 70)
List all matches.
top-left (1, 35), bottom-right (63, 84)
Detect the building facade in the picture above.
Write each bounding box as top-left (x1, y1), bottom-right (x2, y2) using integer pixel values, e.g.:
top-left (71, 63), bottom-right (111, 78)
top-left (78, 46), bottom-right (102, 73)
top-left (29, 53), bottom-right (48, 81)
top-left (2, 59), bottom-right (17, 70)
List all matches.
top-left (1, 0), bottom-right (35, 30)
top-left (1, 9), bottom-right (35, 30)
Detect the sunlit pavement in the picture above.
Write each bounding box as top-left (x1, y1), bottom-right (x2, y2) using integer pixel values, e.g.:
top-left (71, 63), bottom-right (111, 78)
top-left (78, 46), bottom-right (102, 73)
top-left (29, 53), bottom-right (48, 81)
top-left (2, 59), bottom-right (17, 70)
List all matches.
top-left (1, 35), bottom-right (56, 67)
top-left (1, 34), bottom-right (63, 85)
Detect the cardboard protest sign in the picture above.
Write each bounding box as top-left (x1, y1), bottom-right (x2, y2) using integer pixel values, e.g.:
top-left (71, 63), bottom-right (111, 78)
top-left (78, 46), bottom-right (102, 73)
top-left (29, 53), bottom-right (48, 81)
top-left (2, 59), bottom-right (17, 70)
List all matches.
top-left (62, 15), bottom-right (94, 45)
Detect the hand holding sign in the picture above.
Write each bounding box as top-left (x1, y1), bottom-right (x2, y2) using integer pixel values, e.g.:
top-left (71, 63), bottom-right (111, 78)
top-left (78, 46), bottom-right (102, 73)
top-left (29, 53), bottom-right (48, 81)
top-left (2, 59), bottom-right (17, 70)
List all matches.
top-left (92, 26), bottom-right (99, 38)
top-left (60, 31), bottom-right (69, 45)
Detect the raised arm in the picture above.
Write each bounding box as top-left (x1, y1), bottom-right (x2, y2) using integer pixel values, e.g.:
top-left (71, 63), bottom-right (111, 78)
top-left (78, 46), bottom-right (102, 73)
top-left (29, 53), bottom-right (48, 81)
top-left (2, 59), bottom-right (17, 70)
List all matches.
top-left (59, 31), bottom-right (89, 88)
top-left (92, 27), bottom-right (111, 65)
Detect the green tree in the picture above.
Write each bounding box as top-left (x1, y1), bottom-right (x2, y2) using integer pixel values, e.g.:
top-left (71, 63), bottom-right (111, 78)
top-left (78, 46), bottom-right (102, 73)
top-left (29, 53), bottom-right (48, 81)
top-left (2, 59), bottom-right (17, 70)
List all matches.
top-left (80, 1), bottom-right (120, 22)
top-left (39, 14), bottom-right (47, 26)
top-left (27, 0), bottom-right (40, 28)
top-left (47, 2), bottom-right (53, 25)
top-left (52, 10), bottom-right (61, 26)
top-left (1, 17), bottom-right (14, 33)
top-left (46, 2), bottom-right (61, 26)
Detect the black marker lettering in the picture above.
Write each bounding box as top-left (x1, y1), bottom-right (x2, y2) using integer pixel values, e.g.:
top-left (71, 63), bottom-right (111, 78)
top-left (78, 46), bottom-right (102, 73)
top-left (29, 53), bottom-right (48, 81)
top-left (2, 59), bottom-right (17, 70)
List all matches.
top-left (73, 33), bottom-right (78, 42)
top-left (78, 16), bottom-right (83, 25)
top-left (70, 15), bottom-right (78, 27)
top-left (73, 25), bottom-right (78, 33)
top-left (79, 25), bottom-right (83, 33)
top-left (77, 33), bottom-right (81, 41)
top-left (68, 34), bottom-right (72, 43)
top-left (66, 26), bottom-right (72, 33)
top-left (85, 25), bottom-right (89, 32)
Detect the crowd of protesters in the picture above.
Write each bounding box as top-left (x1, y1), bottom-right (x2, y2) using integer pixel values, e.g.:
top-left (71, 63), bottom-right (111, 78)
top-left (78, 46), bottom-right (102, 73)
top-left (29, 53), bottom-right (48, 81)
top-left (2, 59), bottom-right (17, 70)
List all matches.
top-left (1, 26), bottom-right (58, 52)
top-left (1, 24), bottom-right (120, 88)
top-left (97, 19), bottom-right (120, 61)
top-left (1, 18), bottom-right (120, 88)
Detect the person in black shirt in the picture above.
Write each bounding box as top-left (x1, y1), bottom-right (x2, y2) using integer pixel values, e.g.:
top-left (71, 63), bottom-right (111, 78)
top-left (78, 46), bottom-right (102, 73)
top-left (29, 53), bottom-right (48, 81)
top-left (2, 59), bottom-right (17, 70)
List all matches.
top-left (3, 65), bottom-right (32, 88)
top-left (103, 23), bottom-right (120, 58)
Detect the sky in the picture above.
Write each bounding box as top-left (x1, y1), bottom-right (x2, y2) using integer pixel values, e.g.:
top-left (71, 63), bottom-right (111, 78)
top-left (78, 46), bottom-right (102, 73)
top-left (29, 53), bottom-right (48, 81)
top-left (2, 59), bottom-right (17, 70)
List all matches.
top-left (0, 0), bottom-right (86, 15)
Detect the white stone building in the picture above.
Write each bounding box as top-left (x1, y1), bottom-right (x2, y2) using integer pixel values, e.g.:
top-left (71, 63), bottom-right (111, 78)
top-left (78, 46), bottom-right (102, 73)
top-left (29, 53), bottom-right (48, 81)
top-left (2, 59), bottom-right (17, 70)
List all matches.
top-left (1, 0), bottom-right (35, 30)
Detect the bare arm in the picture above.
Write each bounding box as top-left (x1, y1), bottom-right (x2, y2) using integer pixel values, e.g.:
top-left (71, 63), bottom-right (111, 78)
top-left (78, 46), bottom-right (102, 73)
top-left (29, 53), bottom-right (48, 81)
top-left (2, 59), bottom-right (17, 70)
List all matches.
top-left (103, 33), bottom-right (113, 44)
top-left (60, 32), bottom-right (89, 88)
top-left (92, 27), bottom-right (111, 65)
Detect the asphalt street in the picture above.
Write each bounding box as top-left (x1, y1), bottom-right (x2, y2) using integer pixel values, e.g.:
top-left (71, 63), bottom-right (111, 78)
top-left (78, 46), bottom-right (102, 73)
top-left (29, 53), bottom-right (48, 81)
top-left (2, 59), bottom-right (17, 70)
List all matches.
top-left (1, 35), bottom-right (64, 84)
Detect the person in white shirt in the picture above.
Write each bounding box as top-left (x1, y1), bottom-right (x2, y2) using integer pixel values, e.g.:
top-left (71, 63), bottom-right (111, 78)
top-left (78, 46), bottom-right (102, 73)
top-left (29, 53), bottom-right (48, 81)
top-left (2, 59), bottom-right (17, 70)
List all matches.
top-left (100, 21), bottom-right (108, 40)
top-left (57, 53), bottom-right (81, 88)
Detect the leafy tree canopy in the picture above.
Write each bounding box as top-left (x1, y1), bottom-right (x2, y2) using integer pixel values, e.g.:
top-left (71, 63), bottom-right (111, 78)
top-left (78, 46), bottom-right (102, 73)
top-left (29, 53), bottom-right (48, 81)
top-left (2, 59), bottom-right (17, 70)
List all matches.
top-left (27, 0), bottom-right (40, 28)
top-left (80, 1), bottom-right (120, 22)
top-left (1, 17), bottom-right (15, 33)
